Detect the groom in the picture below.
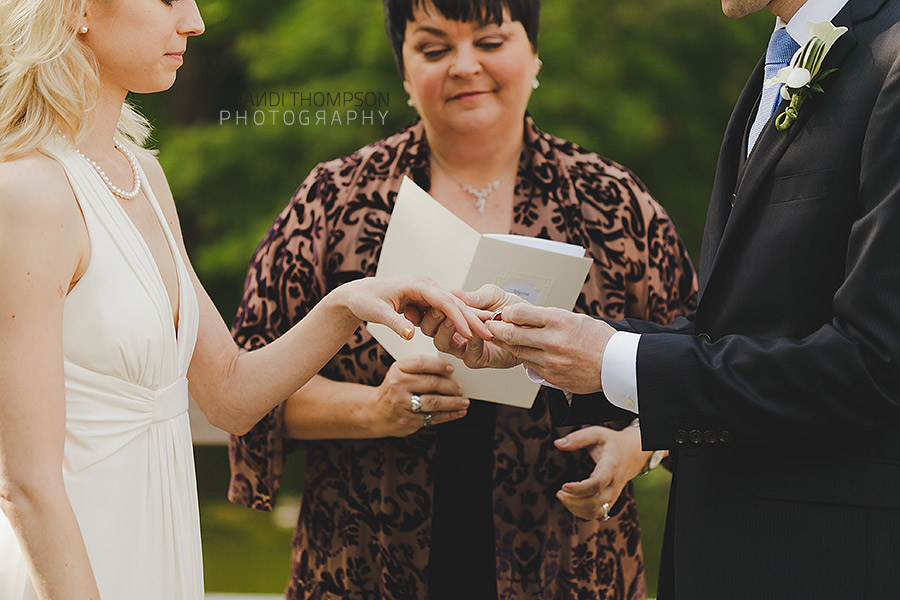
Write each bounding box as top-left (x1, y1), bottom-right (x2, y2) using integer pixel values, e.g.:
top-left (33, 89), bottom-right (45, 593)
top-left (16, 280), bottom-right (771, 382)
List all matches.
top-left (431, 0), bottom-right (900, 597)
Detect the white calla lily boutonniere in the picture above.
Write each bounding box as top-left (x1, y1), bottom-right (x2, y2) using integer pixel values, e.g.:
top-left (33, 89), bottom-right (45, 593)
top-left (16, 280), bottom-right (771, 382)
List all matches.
top-left (766, 20), bottom-right (848, 130)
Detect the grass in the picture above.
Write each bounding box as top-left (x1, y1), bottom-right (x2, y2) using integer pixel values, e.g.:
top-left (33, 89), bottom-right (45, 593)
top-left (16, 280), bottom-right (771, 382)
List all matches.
top-left (632, 468), bottom-right (672, 596)
top-left (195, 446), bottom-right (298, 593)
top-left (195, 446), bottom-right (672, 596)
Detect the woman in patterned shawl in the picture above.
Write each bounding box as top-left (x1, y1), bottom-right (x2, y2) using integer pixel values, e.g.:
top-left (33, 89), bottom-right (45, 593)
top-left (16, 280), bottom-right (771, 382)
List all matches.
top-left (228, 1), bottom-right (697, 598)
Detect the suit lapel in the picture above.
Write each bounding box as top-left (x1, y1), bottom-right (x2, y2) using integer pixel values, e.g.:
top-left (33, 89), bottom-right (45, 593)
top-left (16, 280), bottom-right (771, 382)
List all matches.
top-left (698, 2), bottom-right (862, 303)
top-left (697, 57), bottom-right (764, 296)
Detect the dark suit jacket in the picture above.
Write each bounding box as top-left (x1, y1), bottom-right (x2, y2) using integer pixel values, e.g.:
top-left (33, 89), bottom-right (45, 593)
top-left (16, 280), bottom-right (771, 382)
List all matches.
top-left (553, 1), bottom-right (900, 597)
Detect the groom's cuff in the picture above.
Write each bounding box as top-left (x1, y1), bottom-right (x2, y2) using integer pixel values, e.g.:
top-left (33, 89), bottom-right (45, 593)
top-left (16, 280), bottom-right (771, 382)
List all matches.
top-left (524, 364), bottom-right (561, 389)
top-left (600, 331), bottom-right (640, 414)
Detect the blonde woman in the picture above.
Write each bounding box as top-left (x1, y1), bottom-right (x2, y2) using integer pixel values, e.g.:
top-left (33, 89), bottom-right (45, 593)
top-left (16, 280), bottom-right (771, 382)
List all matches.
top-left (0, 1), bottom-right (486, 598)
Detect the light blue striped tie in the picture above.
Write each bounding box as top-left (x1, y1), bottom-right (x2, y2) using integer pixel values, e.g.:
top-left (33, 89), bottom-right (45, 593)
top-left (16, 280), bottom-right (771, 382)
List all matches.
top-left (747, 28), bottom-right (800, 154)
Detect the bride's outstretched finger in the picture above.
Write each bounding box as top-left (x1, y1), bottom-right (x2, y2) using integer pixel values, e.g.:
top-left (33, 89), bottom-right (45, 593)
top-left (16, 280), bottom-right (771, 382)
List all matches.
top-left (397, 278), bottom-right (491, 340)
top-left (338, 276), bottom-right (491, 342)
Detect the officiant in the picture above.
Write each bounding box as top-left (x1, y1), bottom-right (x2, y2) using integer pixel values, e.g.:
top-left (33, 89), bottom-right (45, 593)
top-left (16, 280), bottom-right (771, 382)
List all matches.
top-left (226, 0), bottom-right (696, 598)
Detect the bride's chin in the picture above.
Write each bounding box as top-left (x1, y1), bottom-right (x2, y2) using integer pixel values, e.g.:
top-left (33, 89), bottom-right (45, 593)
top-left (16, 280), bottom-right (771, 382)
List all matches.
top-left (130, 78), bottom-right (178, 95)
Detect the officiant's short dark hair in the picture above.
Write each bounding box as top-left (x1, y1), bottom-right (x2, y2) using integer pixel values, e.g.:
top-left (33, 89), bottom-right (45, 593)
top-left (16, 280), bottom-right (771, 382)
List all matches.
top-left (384, 0), bottom-right (540, 74)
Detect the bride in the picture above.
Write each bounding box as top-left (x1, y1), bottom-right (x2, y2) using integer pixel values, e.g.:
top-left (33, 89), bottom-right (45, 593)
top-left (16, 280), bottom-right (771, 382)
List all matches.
top-left (0, 0), bottom-right (487, 598)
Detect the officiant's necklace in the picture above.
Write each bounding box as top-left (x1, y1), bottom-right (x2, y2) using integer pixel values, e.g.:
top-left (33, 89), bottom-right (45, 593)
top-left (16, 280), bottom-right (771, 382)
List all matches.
top-left (431, 153), bottom-right (519, 214)
top-left (75, 140), bottom-right (143, 200)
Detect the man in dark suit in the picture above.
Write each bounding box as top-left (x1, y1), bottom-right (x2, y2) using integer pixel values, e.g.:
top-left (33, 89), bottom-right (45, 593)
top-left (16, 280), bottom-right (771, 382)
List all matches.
top-left (426, 0), bottom-right (900, 597)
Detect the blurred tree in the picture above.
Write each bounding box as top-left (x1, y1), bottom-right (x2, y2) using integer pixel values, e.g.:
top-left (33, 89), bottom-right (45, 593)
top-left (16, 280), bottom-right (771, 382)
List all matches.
top-left (139, 0), bottom-right (770, 320)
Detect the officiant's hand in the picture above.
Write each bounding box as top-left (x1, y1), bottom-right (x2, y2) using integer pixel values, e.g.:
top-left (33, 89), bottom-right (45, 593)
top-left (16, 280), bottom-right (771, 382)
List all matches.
top-left (487, 303), bottom-right (615, 394)
top-left (554, 425), bottom-right (651, 521)
top-left (369, 355), bottom-right (470, 437)
top-left (421, 284), bottom-right (526, 369)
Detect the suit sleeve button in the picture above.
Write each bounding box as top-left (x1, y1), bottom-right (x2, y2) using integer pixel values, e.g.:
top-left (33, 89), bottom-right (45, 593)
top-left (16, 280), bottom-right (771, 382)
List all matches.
top-left (730, 193), bottom-right (737, 207)
top-left (703, 430), bottom-right (717, 444)
top-left (674, 430), bottom-right (688, 445)
top-left (689, 430), bottom-right (703, 444)
top-left (719, 431), bottom-right (733, 443)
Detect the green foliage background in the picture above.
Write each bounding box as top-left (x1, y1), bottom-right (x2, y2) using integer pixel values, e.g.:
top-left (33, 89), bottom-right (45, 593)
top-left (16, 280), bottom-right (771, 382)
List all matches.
top-left (140, 0), bottom-right (771, 319)
top-left (137, 0), bottom-right (773, 594)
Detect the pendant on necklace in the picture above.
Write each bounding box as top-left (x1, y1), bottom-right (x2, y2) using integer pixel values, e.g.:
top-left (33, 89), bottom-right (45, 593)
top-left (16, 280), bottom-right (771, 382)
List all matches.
top-left (431, 150), bottom-right (520, 215)
top-left (462, 180), bottom-right (501, 214)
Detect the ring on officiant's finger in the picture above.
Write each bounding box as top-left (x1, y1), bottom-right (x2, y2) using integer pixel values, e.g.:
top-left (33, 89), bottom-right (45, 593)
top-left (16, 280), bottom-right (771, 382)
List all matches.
top-left (490, 309), bottom-right (504, 322)
top-left (601, 502), bottom-right (611, 521)
top-left (410, 394), bottom-right (423, 414)
top-left (423, 412), bottom-right (433, 428)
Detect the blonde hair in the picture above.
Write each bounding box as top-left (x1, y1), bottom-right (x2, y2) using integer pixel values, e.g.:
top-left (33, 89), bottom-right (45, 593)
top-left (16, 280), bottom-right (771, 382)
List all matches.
top-left (0, 0), bottom-right (152, 160)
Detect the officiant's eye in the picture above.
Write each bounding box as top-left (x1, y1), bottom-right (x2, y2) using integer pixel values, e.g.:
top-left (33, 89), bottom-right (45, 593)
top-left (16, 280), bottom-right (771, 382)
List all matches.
top-left (476, 36), bottom-right (506, 51)
top-left (419, 44), bottom-right (450, 60)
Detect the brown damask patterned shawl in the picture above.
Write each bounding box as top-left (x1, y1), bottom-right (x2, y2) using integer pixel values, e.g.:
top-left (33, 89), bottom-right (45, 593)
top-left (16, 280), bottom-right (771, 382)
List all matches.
top-left (228, 117), bottom-right (697, 600)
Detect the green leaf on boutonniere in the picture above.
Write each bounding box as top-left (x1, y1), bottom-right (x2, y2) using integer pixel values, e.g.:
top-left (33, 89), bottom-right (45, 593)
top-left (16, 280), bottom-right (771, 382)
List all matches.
top-left (768, 21), bottom-right (848, 131)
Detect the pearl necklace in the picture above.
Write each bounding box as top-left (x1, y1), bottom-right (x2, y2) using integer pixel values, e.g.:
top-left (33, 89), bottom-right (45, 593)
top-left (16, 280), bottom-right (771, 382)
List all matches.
top-left (431, 153), bottom-right (519, 214)
top-left (75, 141), bottom-right (142, 200)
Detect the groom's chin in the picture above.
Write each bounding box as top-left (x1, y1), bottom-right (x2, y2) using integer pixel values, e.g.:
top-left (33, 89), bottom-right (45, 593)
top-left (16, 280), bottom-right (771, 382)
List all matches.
top-left (720, 0), bottom-right (770, 19)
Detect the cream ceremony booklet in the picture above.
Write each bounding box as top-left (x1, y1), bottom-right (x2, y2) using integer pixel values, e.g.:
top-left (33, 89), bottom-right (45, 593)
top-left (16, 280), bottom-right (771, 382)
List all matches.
top-left (366, 176), bottom-right (593, 408)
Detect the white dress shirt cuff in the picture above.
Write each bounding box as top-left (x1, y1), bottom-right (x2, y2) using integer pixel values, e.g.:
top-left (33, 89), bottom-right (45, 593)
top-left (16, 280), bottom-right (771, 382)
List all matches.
top-left (523, 363), bottom-right (560, 389)
top-left (600, 331), bottom-right (641, 413)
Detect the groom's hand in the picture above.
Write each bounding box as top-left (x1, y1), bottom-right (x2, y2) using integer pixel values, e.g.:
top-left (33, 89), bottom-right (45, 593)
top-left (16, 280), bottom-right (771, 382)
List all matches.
top-left (420, 284), bottom-right (525, 369)
top-left (487, 303), bottom-right (616, 394)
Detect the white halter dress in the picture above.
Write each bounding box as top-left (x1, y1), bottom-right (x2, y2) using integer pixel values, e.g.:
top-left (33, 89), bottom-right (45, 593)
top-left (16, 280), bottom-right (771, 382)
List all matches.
top-left (0, 142), bottom-right (204, 598)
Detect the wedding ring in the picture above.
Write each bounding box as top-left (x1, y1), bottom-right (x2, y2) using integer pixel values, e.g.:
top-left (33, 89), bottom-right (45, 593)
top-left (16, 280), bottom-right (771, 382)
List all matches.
top-left (490, 309), bottom-right (504, 321)
top-left (410, 394), bottom-right (423, 414)
top-left (423, 412), bottom-right (433, 428)
top-left (601, 502), bottom-right (611, 521)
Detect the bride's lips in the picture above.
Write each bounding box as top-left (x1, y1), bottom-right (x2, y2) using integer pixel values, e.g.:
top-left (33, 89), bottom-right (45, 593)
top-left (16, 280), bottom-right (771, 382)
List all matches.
top-left (165, 51), bottom-right (185, 65)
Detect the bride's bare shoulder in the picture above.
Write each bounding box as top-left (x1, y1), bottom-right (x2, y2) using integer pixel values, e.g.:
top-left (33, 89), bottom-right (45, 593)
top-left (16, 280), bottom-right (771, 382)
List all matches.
top-left (0, 151), bottom-right (88, 277)
top-left (0, 151), bottom-right (79, 220)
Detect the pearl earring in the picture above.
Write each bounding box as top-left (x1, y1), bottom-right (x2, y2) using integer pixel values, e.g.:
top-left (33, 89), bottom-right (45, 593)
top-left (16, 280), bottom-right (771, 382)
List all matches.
top-left (79, 25), bottom-right (88, 34)
top-left (532, 58), bottom-right (542, 90)
top-left (407, 97), bottom-right (415, 108)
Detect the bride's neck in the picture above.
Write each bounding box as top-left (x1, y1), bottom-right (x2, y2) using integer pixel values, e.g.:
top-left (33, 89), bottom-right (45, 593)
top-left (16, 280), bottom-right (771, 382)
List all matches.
top-left (79, 83), bottom-right (128, 158)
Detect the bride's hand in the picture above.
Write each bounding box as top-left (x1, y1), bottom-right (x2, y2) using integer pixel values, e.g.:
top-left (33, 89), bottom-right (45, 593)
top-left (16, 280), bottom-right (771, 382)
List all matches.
top-left (331, 276), bottom-right (491, 342)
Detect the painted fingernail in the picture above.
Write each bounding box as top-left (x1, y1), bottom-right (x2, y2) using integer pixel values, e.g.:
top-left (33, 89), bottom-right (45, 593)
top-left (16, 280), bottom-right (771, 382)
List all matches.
top-left (556, 438), bottom-right (570, 447)
top-left (445, 364), bottom-right (454, 374)
top-left (442, 319), bottom-right (455, 329)
top-left (432, 308), bottom-right (443, 319)
top-left (402, 327), bottom-right (414, 339)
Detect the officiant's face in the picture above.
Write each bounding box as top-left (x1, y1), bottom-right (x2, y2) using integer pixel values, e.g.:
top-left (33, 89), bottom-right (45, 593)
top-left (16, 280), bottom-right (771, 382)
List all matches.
top-left (401, 2), bottom-right (540, 136)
